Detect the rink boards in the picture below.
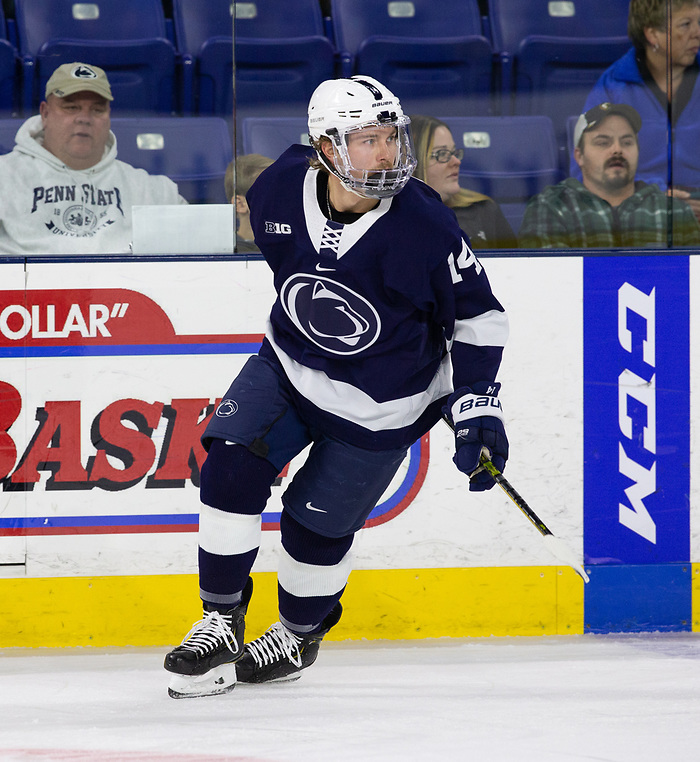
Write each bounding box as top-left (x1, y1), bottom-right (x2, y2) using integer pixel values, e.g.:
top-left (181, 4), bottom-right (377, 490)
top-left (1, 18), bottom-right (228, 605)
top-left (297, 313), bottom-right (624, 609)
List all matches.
top-left (0, 254), bottom-right (698, 646)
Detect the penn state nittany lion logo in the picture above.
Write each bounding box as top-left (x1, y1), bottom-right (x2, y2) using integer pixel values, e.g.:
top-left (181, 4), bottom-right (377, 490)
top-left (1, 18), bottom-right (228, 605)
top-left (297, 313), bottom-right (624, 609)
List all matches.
top-left (63, 205), bottom-right (97, 233)
top-left (215, 399), bottom-right (239, 418)
top-left (280, 275), bottom-right (380, 355)
top-left (71, 64), bottom-right (99, 80)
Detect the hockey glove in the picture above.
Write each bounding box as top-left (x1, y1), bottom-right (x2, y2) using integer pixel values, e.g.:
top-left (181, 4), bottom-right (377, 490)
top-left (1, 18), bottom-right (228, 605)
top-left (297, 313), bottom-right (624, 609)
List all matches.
top-left (444, 382), bottom-right (508, 492)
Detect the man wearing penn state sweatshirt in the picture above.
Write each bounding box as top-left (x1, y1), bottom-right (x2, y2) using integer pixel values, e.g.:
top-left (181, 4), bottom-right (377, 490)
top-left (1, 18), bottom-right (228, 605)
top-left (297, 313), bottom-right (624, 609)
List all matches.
top-left (0, 62), bottom-right (186, 255)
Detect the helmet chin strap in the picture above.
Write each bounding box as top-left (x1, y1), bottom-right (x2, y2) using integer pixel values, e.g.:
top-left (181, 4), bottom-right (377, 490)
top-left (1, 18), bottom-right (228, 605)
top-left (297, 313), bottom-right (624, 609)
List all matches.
top-left (337, 177), bottom-right (372, 200)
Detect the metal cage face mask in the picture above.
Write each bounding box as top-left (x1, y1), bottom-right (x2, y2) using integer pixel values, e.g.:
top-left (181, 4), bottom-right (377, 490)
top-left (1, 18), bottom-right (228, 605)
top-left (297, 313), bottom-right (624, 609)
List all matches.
top-left (324, 116), bottom-right (417, 199)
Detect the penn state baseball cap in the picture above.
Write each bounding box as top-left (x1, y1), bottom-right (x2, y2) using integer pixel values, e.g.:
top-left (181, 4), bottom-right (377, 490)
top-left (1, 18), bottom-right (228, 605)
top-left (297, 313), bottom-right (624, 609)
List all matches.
top-left (45, 62), bottom-right (114, 101)
top-left (573, 102), bottom-right (641, 148)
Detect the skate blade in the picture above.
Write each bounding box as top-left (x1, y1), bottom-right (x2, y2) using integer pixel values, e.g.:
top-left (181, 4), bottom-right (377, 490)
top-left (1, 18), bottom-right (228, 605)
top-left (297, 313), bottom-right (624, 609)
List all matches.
top-left (238, 672), bottom-right (303, 685)
top-left (167, 662), bottom-right (237, 699)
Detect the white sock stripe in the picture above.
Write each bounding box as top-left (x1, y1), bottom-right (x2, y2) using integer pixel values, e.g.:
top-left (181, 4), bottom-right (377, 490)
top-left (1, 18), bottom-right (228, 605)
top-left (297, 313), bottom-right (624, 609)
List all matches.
top-left (266, 329), bottom-right (453, 431)
top-left (198, 505), bottom-right (261, 556)
top-left (277, 547), bottom-right (353, 598)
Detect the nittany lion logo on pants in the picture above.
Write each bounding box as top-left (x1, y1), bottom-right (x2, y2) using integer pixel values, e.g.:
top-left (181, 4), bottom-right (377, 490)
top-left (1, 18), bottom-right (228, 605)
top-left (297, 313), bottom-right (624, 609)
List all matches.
top-left (215, 399), bottom-right (239, 417)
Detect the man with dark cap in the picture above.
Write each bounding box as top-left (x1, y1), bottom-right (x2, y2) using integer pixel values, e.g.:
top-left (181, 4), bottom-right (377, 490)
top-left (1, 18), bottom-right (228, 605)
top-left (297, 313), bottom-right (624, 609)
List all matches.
top-left (519, 102), bottom-right (700, 248)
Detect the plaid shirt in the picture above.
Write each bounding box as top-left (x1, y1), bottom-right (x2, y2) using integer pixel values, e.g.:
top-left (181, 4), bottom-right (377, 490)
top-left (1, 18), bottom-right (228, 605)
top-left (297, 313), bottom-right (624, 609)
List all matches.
top-left (519, 178), bottom-right (700, 248)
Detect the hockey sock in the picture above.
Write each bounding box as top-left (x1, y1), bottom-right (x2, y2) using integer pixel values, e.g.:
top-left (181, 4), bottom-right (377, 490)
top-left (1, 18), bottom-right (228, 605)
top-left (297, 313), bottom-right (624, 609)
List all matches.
top-left (198, 439), bottom-right (278, 607)
top-left (277, 511), bottom-right (353, 633)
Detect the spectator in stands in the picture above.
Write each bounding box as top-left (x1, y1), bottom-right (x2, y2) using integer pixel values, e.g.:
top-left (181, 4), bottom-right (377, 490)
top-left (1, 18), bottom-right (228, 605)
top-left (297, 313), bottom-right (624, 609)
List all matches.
top-left (0, 62), bottom-right (186, 255)
top-left (575, 0), bottom-right (700, 220)
top-left (224, 153), bottom-right (274, 252)
top-left (409, 115), bottom-right (516, 249)
top-left (521, 102), bottom-right (700, 248)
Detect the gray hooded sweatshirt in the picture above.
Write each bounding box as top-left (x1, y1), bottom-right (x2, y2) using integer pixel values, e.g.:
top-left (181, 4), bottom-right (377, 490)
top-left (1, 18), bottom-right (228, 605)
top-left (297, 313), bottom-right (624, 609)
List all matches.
top-left (0, 115), bottom-right (186, 255)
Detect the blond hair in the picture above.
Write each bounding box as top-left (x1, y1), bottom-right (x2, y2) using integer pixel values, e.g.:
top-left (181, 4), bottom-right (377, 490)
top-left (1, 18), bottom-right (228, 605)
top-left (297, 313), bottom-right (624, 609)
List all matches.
top-left (308, 136), bottom-right (332, 173)
top-left (409, 114), bottom-right (489, 209)
top-left (225, 153), bottom-right (274, 201)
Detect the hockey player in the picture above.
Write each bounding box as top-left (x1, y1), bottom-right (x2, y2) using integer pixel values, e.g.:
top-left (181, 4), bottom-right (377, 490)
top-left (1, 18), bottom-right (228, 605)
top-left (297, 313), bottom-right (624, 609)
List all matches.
top-left (164, 76), bottom-right (510, 698)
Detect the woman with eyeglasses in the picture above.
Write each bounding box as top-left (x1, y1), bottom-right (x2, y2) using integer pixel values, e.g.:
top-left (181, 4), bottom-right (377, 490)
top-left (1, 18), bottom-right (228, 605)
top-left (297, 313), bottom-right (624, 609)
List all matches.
top-left (409, 114), bottom-right (515, 249)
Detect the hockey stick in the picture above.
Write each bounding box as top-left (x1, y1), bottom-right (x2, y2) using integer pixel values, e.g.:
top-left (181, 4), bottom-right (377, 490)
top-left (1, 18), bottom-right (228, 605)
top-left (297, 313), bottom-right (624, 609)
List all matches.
top-left (444, 418), bottom-right (589, 583)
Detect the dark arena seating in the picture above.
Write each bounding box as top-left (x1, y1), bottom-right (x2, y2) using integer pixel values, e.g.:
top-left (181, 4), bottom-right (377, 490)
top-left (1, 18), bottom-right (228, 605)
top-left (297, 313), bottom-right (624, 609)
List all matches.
top-left (0, 1), bottom-right (666, 228)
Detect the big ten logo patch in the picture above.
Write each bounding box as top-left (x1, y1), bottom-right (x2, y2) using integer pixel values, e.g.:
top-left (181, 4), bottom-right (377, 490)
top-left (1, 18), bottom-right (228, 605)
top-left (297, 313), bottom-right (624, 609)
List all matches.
top-left (264, 221), bottom-right (292, 235)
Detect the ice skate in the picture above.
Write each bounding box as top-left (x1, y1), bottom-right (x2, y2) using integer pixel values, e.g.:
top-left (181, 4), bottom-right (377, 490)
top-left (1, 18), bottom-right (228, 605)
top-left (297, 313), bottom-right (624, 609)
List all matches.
top-left (164, 577), bottom-right (253, 698)
top-left (236, 602), bottom-right (342, 684)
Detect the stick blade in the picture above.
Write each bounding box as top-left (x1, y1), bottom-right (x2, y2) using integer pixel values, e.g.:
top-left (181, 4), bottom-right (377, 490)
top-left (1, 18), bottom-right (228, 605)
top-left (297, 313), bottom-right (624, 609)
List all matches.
top-left (541, 534), bottom-right (590, 583)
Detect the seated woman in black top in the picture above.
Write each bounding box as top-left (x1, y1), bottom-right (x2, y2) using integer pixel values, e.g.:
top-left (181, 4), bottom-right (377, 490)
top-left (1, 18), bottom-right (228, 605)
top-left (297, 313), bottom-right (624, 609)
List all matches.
top-left (410, 114), bottom-right (516, 250)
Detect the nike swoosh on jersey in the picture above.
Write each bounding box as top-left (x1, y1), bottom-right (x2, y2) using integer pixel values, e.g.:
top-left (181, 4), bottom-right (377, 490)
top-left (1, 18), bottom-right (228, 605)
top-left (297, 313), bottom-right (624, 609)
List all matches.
top-left (306, 501), bottom-right (328, 513)
top-left (315, 263), bottom-right (335, 272)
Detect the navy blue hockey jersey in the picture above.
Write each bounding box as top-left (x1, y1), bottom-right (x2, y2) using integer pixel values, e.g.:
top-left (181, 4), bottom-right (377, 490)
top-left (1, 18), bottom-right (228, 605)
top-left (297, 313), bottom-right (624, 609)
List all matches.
top-left (247, 145), bottom-right (508, 450)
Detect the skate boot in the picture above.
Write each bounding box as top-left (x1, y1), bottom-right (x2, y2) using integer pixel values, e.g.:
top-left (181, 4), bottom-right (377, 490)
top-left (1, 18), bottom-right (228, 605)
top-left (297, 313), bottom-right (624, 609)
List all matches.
top-left (164, 576), bottom-right (253, 698)
top-left (236, 602), bottom-right (342, 684)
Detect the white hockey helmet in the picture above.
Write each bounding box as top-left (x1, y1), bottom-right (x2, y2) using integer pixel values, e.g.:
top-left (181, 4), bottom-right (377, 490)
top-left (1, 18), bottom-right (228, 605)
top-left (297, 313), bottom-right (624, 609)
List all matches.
top-left (307, 75), bottom-right (417, 199)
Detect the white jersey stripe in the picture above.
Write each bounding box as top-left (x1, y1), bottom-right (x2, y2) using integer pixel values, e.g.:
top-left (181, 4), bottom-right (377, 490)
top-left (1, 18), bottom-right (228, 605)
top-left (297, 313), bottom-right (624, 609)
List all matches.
top-left (453, 309), bottom-right (509, 347)
top-left (266, 326), bottom-right (453, 432)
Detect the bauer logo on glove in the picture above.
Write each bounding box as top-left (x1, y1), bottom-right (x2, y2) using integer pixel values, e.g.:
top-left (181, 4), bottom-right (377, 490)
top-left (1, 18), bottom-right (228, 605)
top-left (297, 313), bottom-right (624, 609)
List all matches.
top-left (444, 382), bottom-right (509, 492)
top-left (456, 394), bottom-right (503, 416)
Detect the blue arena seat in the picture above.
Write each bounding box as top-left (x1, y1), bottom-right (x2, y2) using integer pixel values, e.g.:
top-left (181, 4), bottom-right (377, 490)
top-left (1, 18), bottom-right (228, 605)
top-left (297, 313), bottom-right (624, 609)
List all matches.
top-left (0, 118), bottom-right (24, 153)
top-left (15, 0), bottom-right (177, 114)
top-left (488, 0), bottom-right (630, 159)
top-left (441, 115), bottom-right (563, 232)
top-left (0, 6), bottom-right (17, 116)
top-left (173, 0), bottom-right (336, 117)
top-left (330, 0), bottom-right (494, 116)
top-left (110, 117), bottom-right (233, 204)
top-left (241, 117), bottom-right (311, 159)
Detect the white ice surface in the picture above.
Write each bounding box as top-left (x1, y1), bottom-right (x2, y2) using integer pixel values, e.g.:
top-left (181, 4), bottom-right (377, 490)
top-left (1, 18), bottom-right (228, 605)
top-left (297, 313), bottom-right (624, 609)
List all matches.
top-left (2, 633), bottom-right (699, 762)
